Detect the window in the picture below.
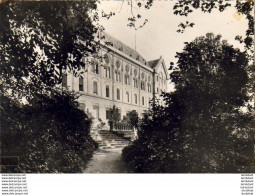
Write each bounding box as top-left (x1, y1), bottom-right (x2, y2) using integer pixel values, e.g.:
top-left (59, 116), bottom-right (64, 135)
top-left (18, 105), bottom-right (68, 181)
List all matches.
top-left (134, 94), bottom-right (137, 104)
top-left (105, 67), bottom-right (111, 78)
top-left (106, 85), bottom-right (110, 98)
top-left (115, 71), bottom-right (118, 81)
top-left (104, 54), bottom-right (110, 64)
top-left (79, 77), bottom-right (84, 91)
top-left (156, 75), bottom-right (158, 82)
top-left (157, 87), bottom-right (159, 93)
top-left (125, 74), bottom-right (130, 85)
top-left (107, 67), bottom-right (111, 78)
top-left (141, 81), bottom-right (145, 91)
top-left (126, 91), bottom-right (129, 102)
top-left (118, 72), bottom-right (121, 82)
top-left (142, 96), bottom-right (145, 106)
top-left (106, 109), bottom-right (110, 120)
top-left (117, 88), bottom-right (120, 100)
top-left (147, 83), bottom-right (152, 93)
top-left (93, 81), bottom-right (98, 95)
top-left (115, 71), bottom-right (121, 82)
top-left (133, 78), bottom-right (138, 88)
top-left (92, 61), bottom-right (99, 74)
top-left (62, 73), bottom-right (67, 88)
top-left (116, 60), bottom-right (121, 69)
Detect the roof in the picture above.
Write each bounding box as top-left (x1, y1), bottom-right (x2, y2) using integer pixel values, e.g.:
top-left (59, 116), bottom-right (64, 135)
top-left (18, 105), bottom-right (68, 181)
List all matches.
top-left (148, 56), bottom-right (169, 80)
top-left (148, 58), bottom-right (160, 69)
top-left (99, 31), bottom-right (148, 66)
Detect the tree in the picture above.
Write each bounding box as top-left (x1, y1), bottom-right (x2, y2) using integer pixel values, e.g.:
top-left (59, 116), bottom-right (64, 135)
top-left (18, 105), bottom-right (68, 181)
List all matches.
top-left (169, 33), bottom-right (252, 172)
top-left (123, 33), bottom-right (253, 173)
top-left (107, 105), bottom-right (121, 127)
top-left (123, 110), bottom-right (139, 128)
top-left (0, 1), bottom-right (99, 99)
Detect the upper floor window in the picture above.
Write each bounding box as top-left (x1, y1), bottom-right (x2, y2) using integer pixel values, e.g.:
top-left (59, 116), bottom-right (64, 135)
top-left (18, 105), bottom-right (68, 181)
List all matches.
top-left (142, 96), bottom-right (145, 106)
top-left (148, 75), bottom-right (151, 83)
top-left (124, 74), bottom-right (130, 85)
top-left (141, 81), bottom-right (145, 91)
top-left (160, 72), bottom-right (163, 85)
top-left (62, 73), bottom-right (67, 88)
top-left (91, 61), bottom-right (99, 74)
top-left (106, 85), bottom-right (110, 98)
top-left (134, 68), bottom-right (138, 77)
top-left (79, 76), bottom-right (84, 91)
top-left (133, 78), bottom-right (138, 88)
top-left (147, 83), bottom-right (152, 93)
top-left (117, 88), bottom-right (120, 100)
top-left (115, 71), bottom-right (121, 82)
top-left (116, 60), bottom-right (121, 69)
top-left (157, 87), bottom-right (159, 94)
top-left (125, 65), bottom-right (130, 73)
top-left (134, 94), bottom-right (137, 104)
top-left (104, 54), bottom-right (110, 64)
top-left (126, 91), bottom-right (130, 102)
top-left (156, 75), bottom-right (158, 82)
top-left (105, 66), bottom-right (111, 78)
top-left (93, 81), bottom-right (98, 95)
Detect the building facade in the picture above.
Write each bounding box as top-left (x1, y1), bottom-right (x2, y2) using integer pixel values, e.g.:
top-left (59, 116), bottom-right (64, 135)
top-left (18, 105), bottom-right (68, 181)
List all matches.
top-left (62, 32), bottom-right (168, 125)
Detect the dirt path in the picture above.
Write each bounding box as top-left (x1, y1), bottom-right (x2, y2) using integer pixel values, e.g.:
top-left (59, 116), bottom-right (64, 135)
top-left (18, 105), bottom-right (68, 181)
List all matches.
top-left (84, 149), bottom-right (129, 173)
top-left (84, 130), bottom-right (131, 173)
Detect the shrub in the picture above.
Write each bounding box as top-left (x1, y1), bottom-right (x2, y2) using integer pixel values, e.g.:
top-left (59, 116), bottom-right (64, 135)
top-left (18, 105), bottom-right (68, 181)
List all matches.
top-left (122, 110), bottom-right (139, 128)
top-left (1, 89), bottom-right (98, 173)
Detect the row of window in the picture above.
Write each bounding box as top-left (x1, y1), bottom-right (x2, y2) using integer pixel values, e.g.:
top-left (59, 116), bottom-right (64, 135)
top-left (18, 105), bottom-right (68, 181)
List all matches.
top-left (77, 78), bottom-right (147, 106)
top-left (91, 63), bottom-right (156, 87)
top-left (63, 74), bottom-right (154, 95)
top-left (156, 75), bottom-right (167, 86)
top-left (91, 58), bottom-right (167, 86)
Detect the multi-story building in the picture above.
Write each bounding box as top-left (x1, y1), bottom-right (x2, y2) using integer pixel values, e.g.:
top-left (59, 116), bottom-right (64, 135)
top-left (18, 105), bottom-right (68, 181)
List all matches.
top-left (62, 32), bottom-right (168, 124)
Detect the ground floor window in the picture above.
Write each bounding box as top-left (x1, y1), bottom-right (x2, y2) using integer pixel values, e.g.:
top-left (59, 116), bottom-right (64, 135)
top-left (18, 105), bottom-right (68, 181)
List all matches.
top-left (106, 109), bottom-right (110, 120)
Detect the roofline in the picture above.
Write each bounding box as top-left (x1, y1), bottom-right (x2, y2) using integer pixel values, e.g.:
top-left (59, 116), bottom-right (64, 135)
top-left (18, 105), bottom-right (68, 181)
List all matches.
top-left (153, 56), bottom-right (169, 79)
top-left (99, 42), bottom-right (153, 72)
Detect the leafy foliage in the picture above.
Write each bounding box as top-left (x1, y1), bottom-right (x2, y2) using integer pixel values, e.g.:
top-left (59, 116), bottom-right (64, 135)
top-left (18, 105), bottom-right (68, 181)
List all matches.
top-left (173, 0), bottom-right (254, 53)
top-left (122, 33), bottom-right (253, 173)
top-left (107, 105), bottom-right (121, 126)
top-left (0, 1), bottom-right (99, 99)
top-left (1, 89), bottom-right (98, 173)
top-left (122, 110), bottom-right (139, 128)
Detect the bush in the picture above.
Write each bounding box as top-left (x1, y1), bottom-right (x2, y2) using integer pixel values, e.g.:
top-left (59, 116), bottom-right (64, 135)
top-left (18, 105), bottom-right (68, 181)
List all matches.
top-left (1, 89), bottom-right (98, 173)
top-left (122, 110), bottom-right (139, 128)
top-left (122, 99), bottom-right (185, 173)
top-left (122, 93), bottom-right (254, 173)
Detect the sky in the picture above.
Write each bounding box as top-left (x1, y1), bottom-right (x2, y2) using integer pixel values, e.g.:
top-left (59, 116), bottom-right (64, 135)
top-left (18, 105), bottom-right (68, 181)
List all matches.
top-left (97, 1), bottom-right (248, 89)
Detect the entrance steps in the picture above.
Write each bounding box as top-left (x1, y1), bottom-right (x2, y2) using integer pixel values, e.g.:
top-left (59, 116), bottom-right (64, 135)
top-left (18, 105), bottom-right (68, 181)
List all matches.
top-left (91, 130), bottom-right (130, 150)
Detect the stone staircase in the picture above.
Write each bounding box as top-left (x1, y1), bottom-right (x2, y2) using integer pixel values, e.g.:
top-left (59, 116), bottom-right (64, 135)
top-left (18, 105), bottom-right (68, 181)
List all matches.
top-left (90, 130), bottom-right (130, 150)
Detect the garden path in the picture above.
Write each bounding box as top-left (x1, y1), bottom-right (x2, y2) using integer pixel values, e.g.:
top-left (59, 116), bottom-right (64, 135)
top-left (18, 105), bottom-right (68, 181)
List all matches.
top-left (83, 130), bottom-right (130, 173)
